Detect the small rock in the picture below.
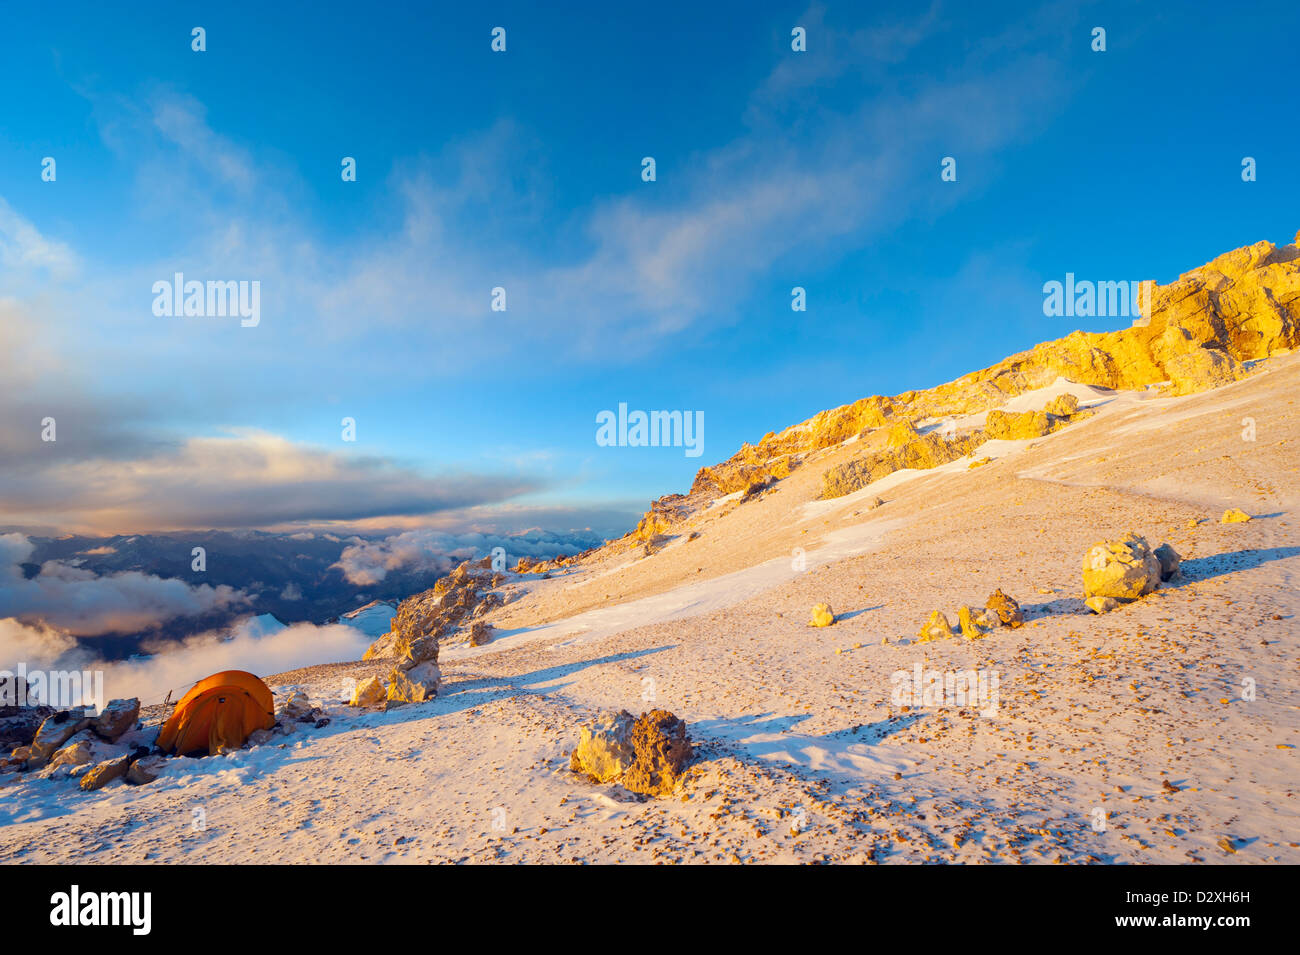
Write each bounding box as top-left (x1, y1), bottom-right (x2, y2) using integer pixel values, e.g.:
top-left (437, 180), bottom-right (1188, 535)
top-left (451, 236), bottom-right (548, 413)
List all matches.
top-left (126, 754), bottom-right (167, 785)
top-left (570, 709), bottom-right (635, 783)
top-left (808, 603), bottom-right (835, 628)
top-left (1085, 596), bottom-right (1119, 614)
top-left (27, 712), bottom-right (91, 768)
top-left (1221, 508), bottom-right (1252, 524)
top-left (277, 691), bottom-right (316, 722)
top-left (386, 661), bottom-right (441, 703)
top-left (92, 698), bottom-right (140, 741)
top-left (917, 610), bottom-right (954, 642)
top-left (350, 676), bottom-right (387, 707)
top-left (1153, 542), bottom-right (1181, 581)
top-left (80, 754), bottom-right (132, 791)
top-left (957, 606), bottom-right (985, 640)
top-left (985, 589), bottom-right (1023, 628)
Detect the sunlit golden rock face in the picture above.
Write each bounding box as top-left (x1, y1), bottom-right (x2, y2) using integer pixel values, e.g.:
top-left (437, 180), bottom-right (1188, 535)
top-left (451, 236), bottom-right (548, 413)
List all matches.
top-left (620, 235), bottom-right (1299, 541)
top-left (818, 430), bottom-right (981, 500)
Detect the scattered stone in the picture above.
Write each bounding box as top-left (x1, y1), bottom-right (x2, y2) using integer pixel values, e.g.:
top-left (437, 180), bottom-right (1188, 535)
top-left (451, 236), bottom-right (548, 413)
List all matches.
top-left (968, 456), bottom-right (992, 469)
top-left (126, 754), bottom-right (166, 785)
top-left (623, 710), bottom-right (692, 797)
top-left (92, 698), bottom-right (140, 741)
top-left (918, 610), bottom-right (954, 642)
top-left (26, 712), bottom-right (91, 769)
top-left (985, 589), bottom-right (1023, 628)
top-left (80, 754), bottom-right (131, 792)
top-left (570, 709), bottom-right (636, 783)
top-left (809, 603), bottom-right (835, 628)
top-left (468, 621), bottom-right (493, 647)
top-left (349, 676), bottom-right (387, 707)
top-left (957, 606), bottom-right (986, 640)
top-left (1221, 508), bottom-right (1252, 524)
top-left (1086, 596), bottom-right (1120, 614)
top-left (1153, 542), bottom-right (1181, 581)
top-left (278, 691), bottom-right (317, 722)
top-left (1082, 533), bottom-right (1162, 601)
top-left (386, 661), bottom-right (441, 703)
top-left (46, 731), bottom-right (122, 773)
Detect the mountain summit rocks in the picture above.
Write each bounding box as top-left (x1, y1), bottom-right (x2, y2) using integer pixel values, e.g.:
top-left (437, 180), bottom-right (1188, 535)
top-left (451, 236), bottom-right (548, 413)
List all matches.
top-left (623, 233), bottom-right (1299, 533)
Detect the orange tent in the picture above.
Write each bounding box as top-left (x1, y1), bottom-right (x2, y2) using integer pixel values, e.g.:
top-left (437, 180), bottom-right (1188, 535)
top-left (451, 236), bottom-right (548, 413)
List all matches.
top-left (157, 670), bottom-right (276, 757)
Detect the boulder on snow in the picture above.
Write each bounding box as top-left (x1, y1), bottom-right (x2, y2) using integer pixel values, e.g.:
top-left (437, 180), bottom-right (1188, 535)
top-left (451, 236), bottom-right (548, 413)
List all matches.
top-left (386, 661), bottom-right (441, 703)
top-left (80, 754), bottom-right (131, 791)
top-left (395, 633), bottom-right (439, 670)
top-left (1082, 533), bottom-right (1162, 601)
top-left (127, 754), bottom-right (167, 785)
top-left (278, 691), bottom-right (319, 723)
top-left (570, 709), bottom-right (636, 784)
top-left (1221, 508), bottom-right (1252, 524)
top-left (45, 730), bottom-right (123, 774)
top-left (92, 698), bottom-right (139, 741)
top-left (985, 589), bottom-right (1024, 628)
top-left (26, 711), bottom-right (91, 768)
top-left (623, 710), bottom-right (693, 797)
top-left (468, 621), bottom-right (493, 647)
top-left (808, 603), bottom-right (835, 627)
top-left (349, 676), bottom-right (387, 707)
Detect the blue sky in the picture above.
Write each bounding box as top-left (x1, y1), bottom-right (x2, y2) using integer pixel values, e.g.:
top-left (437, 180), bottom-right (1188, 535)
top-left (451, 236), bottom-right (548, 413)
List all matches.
top-left (1, 0), bottom-right (1296, 538)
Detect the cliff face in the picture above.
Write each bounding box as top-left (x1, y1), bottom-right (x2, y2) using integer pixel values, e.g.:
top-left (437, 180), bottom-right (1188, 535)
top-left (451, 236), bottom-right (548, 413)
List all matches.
top-left (638, 233), bottom-right (1300, 535)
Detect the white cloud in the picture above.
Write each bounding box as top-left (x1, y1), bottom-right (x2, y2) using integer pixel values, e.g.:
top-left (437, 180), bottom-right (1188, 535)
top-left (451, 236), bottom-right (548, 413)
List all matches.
top-left (0, 197), bottom-right (79, 281)
top-left (334, 527), bottom-right (603, 585)
top-left (0, 533), bottom-right (249, 636)
top-left (0, 613), bottom-right (373, 707)
top-left (101, 618), bottom-right (372, 705)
